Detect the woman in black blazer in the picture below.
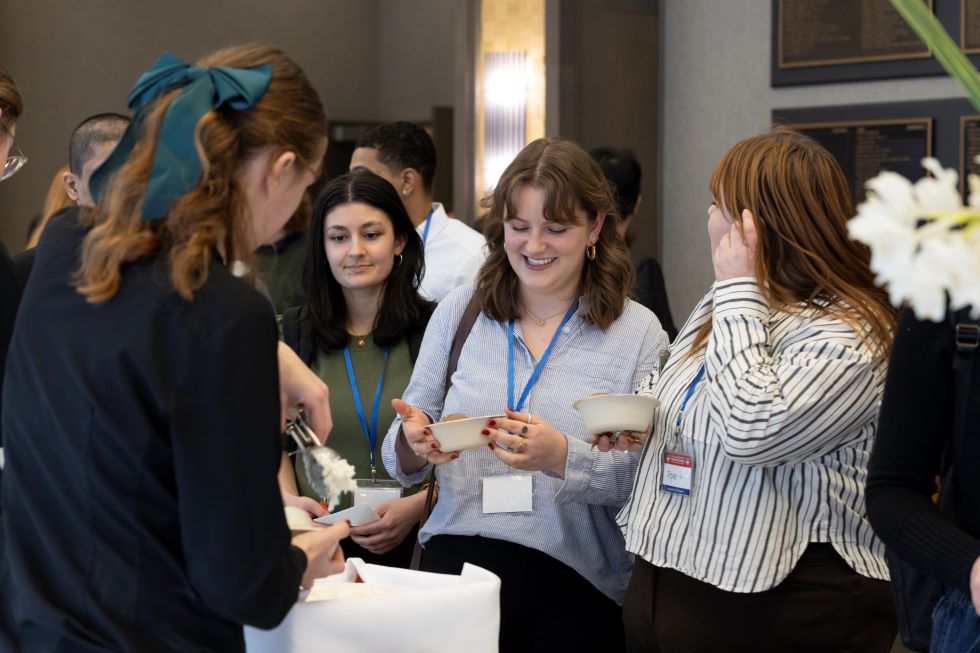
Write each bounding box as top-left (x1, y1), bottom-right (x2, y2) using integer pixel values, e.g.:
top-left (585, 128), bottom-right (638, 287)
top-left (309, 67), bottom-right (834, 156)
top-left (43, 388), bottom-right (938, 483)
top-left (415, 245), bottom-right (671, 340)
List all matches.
top-left (0, 46), bottom-right (348, 653)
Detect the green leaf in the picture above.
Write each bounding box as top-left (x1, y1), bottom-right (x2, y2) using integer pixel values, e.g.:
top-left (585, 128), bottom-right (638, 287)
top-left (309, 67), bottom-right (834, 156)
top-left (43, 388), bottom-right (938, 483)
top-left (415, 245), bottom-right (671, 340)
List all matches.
top-left (890, 0), bottom-right (980, 113)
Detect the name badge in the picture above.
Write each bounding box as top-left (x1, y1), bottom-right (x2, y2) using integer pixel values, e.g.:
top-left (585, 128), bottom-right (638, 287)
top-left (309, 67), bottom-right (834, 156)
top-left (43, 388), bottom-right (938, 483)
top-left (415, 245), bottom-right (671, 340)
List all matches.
top-left (662, 452), bottom-right (693, 496)
top-left (353, 479), bottom-right (403, 509)
top-left (482, 475), bottom-right (533, 513)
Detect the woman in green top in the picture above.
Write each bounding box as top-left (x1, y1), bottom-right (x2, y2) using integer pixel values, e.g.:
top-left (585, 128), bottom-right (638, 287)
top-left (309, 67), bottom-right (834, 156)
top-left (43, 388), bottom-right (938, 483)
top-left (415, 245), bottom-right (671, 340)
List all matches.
top-left (279, 169), bottom-right (434, 567)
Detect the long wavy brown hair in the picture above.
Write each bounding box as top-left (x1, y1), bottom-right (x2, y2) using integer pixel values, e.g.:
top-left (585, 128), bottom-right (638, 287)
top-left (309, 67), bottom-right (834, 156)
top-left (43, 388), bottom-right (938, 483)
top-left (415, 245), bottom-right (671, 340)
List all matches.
top-left (693, 127), bottom-right (896, 355)
top-left (475, 138), bottom-right (634, 330)
top-left (76, 44), bottom-right (326, 302)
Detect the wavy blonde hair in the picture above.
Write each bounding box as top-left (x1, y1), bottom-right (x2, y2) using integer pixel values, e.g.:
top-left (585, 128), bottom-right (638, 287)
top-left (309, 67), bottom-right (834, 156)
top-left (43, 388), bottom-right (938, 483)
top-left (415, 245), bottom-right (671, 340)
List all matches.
top-left (76, 44), bottom-right (326, 302)
top-left (475, 137), bottom-right (633, 330)
top-left (693, 127), bottom-right (897, 355)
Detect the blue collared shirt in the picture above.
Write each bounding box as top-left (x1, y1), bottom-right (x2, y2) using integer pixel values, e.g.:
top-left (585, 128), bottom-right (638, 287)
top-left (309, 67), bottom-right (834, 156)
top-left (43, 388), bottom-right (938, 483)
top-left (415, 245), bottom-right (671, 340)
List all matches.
top-left (382, 285), bottom-right (667, 602)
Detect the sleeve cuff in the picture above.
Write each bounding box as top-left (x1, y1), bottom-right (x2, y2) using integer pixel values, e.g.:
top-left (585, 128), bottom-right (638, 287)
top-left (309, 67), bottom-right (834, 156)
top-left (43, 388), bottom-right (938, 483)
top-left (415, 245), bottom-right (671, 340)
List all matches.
top-left (554, 437), bottom-right (594, 502)
top-left (712, 278), bottom-right (767, 321)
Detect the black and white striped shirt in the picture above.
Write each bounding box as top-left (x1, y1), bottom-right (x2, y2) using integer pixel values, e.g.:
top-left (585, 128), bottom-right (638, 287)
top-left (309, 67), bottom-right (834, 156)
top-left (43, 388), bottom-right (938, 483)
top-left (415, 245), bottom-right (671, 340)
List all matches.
top-left (618, 278), bottom-right (889, 592)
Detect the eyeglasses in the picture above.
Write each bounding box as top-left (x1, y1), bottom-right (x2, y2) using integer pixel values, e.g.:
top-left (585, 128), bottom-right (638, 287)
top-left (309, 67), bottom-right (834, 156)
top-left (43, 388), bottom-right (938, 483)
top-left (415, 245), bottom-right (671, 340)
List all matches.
top-left (1, 142), bottom-right (26, 181)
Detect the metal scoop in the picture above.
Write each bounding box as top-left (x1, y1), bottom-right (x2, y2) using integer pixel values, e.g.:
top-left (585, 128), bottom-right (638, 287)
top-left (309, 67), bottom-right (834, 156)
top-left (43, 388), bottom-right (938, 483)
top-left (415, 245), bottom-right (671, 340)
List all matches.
top-left (284, 413), bottom-right (341, 504)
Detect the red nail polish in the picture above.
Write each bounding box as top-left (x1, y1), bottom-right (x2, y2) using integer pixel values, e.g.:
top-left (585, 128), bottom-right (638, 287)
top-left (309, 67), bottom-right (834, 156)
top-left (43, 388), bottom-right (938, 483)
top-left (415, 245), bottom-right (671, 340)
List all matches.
top-left (431, 442), bottom-right (438, 449)
top-left (423, 429), bottom-right (431, 435)
top-left (481, 428), bottom-right (490, 435)
top-left (451, 453), bottom-right (459, 459)
top-left (488, 442), bottom-right (495, 450)
top-left (488, 420), bottom-right (496, 426)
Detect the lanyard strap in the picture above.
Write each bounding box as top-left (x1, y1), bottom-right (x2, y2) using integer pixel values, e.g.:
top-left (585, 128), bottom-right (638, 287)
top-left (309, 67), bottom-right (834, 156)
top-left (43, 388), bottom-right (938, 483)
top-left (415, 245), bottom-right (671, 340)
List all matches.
top-left (507, 301), bottom-right (579, 413)
top-left (343, 346), bottom-right (390, 477)
top-left (674, 363), bottom-right (706, 434)
top-left (420, 207), bottom-right (435, 246)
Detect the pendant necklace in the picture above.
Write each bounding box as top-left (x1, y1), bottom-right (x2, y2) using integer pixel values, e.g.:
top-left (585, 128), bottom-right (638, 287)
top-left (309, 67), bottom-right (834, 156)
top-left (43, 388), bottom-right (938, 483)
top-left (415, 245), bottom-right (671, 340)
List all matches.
top-left (524, 305), bottom-right (571, 328)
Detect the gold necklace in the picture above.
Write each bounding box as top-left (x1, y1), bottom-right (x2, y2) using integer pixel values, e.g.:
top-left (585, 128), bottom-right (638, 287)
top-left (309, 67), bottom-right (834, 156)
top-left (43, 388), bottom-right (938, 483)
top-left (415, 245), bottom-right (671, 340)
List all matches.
top-left (524, 305), bottom-right (570, 328)
top-left (351, 333), bottom-right (368, 348)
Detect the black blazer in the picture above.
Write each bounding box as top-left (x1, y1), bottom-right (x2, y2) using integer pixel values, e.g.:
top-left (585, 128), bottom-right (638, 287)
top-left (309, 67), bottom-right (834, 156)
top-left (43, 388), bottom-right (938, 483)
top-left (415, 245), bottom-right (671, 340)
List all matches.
top-left (630, 249), bottom-right (677, 341)
top-left (1, 208), bottom-right (303, 652)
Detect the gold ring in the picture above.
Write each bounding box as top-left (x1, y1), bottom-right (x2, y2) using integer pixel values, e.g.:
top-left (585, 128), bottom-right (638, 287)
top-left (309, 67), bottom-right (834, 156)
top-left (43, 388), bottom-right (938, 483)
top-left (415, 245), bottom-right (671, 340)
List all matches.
top-left (526, 412), bottom-right (532, 424)
top-left (515, 440), bottom-right (527, 453)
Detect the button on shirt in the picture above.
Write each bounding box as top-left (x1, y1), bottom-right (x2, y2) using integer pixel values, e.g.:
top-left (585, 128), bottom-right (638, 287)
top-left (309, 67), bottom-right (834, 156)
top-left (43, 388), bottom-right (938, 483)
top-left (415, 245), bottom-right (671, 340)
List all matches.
top-left (618, 279), bottom-right (889, 593)
top-left (382, 285), bottom-right (667, 602)
top-left (417, 203), bottom-right (486, 302)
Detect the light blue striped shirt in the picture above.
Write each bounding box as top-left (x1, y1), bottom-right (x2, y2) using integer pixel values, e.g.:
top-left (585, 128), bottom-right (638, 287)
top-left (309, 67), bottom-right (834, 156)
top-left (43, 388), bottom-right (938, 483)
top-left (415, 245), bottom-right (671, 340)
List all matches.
top-left (381, 285), bottom-right (667, 602)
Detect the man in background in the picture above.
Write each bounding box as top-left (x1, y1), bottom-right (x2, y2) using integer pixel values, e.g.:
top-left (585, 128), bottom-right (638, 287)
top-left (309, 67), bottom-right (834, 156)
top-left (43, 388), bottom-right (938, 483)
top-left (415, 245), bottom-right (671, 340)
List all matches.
top-left (591, 146), bottom-right (677, 340)
top-left (13, 113), bottom-right (129, 287)
top-left (62, 112), bottom-right (129, 207)
top-left (351, 121), bottom-right (486, 301)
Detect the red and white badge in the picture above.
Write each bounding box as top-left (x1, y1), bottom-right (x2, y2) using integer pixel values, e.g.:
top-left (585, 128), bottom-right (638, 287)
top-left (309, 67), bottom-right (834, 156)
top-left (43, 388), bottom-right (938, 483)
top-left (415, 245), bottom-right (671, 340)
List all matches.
top-left (662, 451), bottom-right (693, 496)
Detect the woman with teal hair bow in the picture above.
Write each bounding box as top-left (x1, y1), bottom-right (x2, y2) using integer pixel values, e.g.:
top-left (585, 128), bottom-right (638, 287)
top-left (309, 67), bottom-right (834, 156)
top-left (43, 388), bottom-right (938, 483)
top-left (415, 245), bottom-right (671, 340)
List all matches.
top-left (0, 45), bottom-right (345, 652)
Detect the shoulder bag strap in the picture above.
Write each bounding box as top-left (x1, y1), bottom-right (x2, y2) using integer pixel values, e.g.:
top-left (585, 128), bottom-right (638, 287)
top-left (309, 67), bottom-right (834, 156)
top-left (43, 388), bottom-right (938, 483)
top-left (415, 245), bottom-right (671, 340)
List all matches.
top-left (952, 310), bottom-right (979, 452)
top-left (410, 293), bottom-right (482, 570)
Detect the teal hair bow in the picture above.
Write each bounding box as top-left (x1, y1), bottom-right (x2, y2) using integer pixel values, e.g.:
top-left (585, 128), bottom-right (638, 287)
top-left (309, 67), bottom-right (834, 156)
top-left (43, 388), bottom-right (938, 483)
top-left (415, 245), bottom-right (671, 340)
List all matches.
top-left (89, 52), bottom-right (272, 220)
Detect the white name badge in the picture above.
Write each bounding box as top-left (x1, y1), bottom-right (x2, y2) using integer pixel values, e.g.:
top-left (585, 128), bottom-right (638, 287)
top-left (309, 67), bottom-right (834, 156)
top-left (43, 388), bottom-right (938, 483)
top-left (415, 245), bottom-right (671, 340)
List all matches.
top-left (353, 479), bottom-right (403, 509)
top-left (482, 475), bottom-right (533, 514)
top-left (662, 452), bottom-right (693, 496)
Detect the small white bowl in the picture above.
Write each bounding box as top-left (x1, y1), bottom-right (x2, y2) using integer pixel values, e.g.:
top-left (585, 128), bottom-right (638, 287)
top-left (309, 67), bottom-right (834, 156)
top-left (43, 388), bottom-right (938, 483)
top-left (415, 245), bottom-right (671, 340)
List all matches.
top-left (572, 393), bottom-right (659, 434)
top-left (315, 503), bottom-right (380, 527)
top-left (428, 415), bottom-right (504, 452)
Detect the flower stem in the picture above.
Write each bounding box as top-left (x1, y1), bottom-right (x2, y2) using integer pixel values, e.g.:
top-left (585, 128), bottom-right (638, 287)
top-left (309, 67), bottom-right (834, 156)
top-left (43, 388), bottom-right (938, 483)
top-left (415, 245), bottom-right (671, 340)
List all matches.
top-left (890, 0), bottom-right (980, 113)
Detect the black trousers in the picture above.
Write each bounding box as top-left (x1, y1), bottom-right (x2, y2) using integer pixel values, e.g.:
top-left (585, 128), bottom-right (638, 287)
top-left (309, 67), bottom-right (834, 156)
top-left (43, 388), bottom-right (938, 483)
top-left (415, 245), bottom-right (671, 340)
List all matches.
top-left (623, 543), bottom-right (897, 653)
top-left (422, 534), bottom-right (626, 653)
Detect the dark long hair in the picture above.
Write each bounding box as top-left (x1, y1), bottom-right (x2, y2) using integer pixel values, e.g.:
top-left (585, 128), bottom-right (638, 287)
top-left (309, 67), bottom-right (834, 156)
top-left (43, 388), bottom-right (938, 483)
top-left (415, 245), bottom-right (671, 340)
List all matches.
top-left (299, 169), bottom-right (433, 352)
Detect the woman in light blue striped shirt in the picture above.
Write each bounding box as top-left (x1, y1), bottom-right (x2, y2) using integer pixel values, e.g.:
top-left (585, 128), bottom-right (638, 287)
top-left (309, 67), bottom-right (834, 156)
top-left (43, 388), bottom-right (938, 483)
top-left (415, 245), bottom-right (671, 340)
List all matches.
top-left (381, 138), bottom-right (668, 653)
top-left (607, 128), bottom-right (899, 652)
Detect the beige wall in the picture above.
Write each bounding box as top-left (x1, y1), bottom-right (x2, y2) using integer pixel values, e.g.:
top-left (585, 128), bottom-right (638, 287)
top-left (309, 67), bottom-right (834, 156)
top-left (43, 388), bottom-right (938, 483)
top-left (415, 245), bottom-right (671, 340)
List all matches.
top-left (376, 0), bottom-right (458, 122)
top-left (660, 0), bottom-right (967, 319)
top-left (0, 0), bottom-right (460, 249)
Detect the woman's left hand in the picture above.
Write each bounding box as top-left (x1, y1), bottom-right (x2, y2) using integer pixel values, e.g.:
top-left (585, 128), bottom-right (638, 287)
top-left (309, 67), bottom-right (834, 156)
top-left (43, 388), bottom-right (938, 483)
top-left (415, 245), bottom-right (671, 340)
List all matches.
top-left (349, 491), bottom-right (425, 555)
top-left (484, 408), bottom-right (569, 476)
top-left (713, 209), bottom-right (757, 282)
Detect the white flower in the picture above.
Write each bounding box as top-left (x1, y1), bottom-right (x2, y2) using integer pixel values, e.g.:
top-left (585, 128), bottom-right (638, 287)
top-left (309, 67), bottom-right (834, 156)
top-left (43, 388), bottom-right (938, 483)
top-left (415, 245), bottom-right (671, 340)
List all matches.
top-left (849, 158), bottom-right (980, 321)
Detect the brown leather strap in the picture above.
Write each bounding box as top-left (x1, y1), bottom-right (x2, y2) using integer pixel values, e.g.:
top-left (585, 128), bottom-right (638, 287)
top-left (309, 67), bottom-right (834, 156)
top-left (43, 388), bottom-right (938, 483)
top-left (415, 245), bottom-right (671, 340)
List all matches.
top-left (410, 294), bottom-right (482, 570)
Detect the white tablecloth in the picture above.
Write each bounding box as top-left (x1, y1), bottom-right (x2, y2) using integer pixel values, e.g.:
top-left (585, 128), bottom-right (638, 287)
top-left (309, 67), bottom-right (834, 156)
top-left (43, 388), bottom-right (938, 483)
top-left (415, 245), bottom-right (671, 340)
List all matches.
top-left (245, 558), bottom-right (501, 653)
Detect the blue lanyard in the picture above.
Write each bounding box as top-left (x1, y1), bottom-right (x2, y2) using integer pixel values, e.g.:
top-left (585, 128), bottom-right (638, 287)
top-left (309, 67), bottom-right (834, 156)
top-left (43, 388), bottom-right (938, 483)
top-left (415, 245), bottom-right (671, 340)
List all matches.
top-left (674, 364), bottom-right (705, 435)
top-left (420, 207), bottom-right (435, 246)
top-left (343, 345), bottom-right (390, 479)
top-left (507, 301), bottom-right (579, 413)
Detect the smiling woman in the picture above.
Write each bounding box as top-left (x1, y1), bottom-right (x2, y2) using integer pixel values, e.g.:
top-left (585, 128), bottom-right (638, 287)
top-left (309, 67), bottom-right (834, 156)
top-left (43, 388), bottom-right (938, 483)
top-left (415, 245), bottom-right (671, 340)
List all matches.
top-left (279, 169), bottom-right (435, 569)
top-left (382, 138), bottom-right (669, 653)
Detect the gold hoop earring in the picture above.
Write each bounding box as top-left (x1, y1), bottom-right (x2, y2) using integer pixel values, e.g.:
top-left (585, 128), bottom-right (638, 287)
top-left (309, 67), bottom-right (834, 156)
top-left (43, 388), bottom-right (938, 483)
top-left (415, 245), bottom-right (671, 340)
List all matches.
top-left (586, 244), bottom-right (597, 261)
top-left (394, 253), bottom-right (404, 267)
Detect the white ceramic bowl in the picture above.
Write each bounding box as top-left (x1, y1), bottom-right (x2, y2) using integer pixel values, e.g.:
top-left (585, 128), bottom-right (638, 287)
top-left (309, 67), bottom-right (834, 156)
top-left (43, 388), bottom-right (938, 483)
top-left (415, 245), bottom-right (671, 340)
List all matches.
top-left (572, 393), bottom-right (659, 434)
top-left (428, 415), bottom-right (504, 452)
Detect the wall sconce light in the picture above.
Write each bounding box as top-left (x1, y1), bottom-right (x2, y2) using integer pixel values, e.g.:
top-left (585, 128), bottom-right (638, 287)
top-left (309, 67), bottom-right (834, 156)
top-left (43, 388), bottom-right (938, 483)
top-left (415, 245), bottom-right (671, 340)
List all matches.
top-left (483, 50), bottom-right (527, 190)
